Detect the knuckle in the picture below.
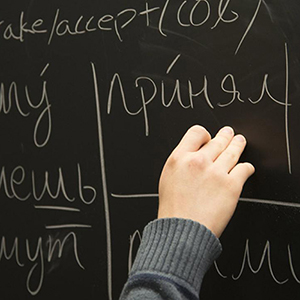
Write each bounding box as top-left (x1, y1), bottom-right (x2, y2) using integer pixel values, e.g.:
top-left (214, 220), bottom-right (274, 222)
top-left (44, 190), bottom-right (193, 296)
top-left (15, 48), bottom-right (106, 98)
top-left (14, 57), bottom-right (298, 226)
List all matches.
top-left (224, 150), bottom-right (238, 161)
top-left (212, 139), bottom-right (225, 151)
top-left (210, 167), bottom-right (224, 180)
top-left (188, 153), bottom-right (207, 168)
top-left (167, 150), bottom-right (181, 166)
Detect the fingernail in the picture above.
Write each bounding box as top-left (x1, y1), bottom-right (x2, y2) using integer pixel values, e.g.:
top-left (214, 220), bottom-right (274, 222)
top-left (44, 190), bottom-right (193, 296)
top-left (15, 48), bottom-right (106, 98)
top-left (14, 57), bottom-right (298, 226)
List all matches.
top-left (220, 126), bottom-right (234, 135)
top-left (234, 134), bottom-right (246, 142)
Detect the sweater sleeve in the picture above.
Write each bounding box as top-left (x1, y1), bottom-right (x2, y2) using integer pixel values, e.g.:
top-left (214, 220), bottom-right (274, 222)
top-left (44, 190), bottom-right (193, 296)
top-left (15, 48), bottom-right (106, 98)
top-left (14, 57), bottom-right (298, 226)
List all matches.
top-left (119, 218), bottom-right (222, 300)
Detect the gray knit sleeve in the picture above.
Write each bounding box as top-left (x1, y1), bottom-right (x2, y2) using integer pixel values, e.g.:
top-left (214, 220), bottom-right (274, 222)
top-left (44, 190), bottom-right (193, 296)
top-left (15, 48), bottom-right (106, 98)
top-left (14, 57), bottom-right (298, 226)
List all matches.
top-left (120, 218), bottom-right (222, 300)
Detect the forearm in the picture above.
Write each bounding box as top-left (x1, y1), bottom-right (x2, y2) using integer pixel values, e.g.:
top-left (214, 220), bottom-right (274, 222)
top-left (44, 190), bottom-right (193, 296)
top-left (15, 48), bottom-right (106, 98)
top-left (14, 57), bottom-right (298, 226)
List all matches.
top-left (120, 218), bottom-right (222, 300)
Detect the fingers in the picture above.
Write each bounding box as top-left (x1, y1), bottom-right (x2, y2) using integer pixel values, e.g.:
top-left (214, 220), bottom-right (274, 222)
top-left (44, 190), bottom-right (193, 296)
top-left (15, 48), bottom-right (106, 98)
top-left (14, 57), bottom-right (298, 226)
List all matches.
top-left (214, 134), bottom-right (247, 172)
top-left (176, 125), bottom-right (211, 153)
top-left (176, 126), bottom-right (253, 183)
top-left (201, 126), bottom-right (234, 161)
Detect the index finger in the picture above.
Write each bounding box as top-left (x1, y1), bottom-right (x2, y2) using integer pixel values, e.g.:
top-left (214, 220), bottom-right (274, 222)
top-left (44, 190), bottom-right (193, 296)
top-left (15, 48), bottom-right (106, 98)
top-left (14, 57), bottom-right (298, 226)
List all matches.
top-left (176, 125), bottom-right (211, 153)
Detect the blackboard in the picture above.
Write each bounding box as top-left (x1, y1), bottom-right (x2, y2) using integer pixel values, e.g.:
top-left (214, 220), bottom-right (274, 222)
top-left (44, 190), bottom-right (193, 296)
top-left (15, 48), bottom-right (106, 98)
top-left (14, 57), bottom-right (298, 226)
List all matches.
top-left (1, 0), bottom-right (300, 299)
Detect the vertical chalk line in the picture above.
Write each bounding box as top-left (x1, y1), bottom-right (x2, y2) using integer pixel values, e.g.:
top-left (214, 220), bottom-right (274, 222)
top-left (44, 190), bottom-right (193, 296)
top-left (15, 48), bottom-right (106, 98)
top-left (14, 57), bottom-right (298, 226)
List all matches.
top-left (284, 43), bottom-right (292, 174)
top-left (91, 62), bottom-right (113, 300)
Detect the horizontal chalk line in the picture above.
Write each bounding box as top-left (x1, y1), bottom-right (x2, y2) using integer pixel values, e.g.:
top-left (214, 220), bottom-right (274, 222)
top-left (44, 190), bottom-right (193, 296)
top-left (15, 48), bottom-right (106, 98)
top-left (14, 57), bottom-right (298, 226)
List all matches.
top-left (111, 193), bottom-right (300, 209)
top-left (111, 193), bottom-right (158, 198)
top-left (45, 224), bottom-right (92, 229)
top-left (35, 205), bottom-right (80, 212)
top-left (239, 197), bottom-right (300, 208)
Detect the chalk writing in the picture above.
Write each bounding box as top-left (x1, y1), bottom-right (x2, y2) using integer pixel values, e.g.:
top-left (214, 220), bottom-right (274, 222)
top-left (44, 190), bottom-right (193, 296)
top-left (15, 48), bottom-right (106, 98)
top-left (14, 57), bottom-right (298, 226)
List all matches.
top-left (1, 11), bottom-right (47, 42)
top-left (235, 0), bottom-right (262, 54)
top-left (106, 43), bottom-right (290, 129)
top-left (0, 70), bottom-right (52, 148)
top-left (0, 232), bottom-right (84, 295)
top-left (0, 0), bottom-right (261, 54)
top-left (0, 163), bottom-right (96, 204)
top-left (214, 239), bottom-right (300, 285)
top-left (128, 230), bottom-right (142, 273)
top-left (0, 0), bottom-right (299, 298)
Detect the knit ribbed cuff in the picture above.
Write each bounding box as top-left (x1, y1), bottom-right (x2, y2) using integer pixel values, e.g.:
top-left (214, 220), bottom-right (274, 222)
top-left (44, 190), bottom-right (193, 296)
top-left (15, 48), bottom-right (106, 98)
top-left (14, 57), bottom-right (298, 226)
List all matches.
top-left (130, 218), bottom-right (222, 294)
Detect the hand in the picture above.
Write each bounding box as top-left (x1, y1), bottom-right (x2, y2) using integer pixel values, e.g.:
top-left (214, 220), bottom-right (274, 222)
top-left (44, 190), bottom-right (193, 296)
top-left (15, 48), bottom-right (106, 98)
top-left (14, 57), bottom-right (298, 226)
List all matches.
top-left (158, 125), bottom-right (255, 237)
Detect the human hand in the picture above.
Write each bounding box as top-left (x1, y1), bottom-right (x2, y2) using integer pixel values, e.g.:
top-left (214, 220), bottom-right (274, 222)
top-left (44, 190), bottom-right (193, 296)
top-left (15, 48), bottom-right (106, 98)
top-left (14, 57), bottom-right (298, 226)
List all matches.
top-left (158, 125), bottom-right (255, 238)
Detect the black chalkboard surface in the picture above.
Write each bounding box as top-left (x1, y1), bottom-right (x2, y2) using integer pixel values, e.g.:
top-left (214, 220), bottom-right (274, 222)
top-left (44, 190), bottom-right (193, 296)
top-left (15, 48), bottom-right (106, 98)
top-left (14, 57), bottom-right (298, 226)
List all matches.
top-left (1, 0), bottom-right (300, 299)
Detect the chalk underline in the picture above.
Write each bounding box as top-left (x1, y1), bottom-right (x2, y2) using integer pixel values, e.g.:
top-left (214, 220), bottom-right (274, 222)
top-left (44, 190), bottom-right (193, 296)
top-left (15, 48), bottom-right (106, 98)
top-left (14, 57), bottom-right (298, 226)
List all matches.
top-left (35, 205), bottom-right (80, 212)
top-left (111, 193), bottom-right (300, 209)
top-left (45, 224), bottom-right (92, 229)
